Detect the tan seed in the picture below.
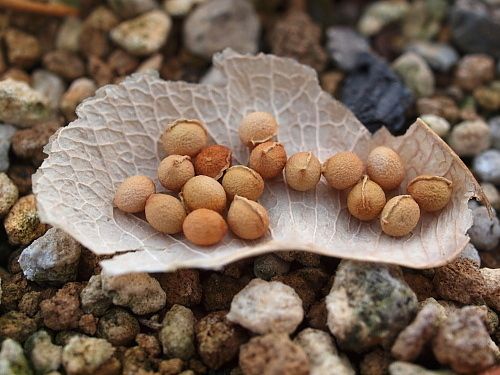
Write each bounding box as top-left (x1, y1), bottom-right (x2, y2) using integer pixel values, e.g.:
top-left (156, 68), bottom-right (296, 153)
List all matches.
top-left (222, 165), bottom-right (265, 201)
top-left (239, 111), bottom-right (278, 147)
top-left (249, 141), bottom-right (287, 179)
top-left (161, 119), bottom-right (208, 157)
top-left (113, 175), bottom-right (155, 213)
top-left (181, 175), bottom-right (227, 213)
top-left (183, 208), bottom-right (228, 246)
top-left (366, 146), bottom-right (405, 190)
top-left (347, 176), bottom-right (386, 221)
top-left (158, 155), bottom-right (195, 191)
top-left (227, 195), bottom-right (269, 240)
top-left (407, 175), bottom-right (453, 212)
top-left (285, 152), bottom-right (321, 191)
top-left (145, 194), bottom-right (186, 234)
top-left (380, 195), bottom-right (420, 237)
top-left (322, 151), bottom-right (365, 190)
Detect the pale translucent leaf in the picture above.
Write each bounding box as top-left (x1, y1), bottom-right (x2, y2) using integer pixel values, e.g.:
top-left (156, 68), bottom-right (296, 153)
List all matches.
top-left (33, 50), bottom-right (485, 275)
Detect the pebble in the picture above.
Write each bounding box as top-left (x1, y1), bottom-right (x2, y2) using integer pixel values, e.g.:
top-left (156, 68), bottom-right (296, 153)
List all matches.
top-left (489, 116), bottom-right (500, 149)
top-left (19, 227), bottom-right (82, 284)
top-left (0, 79), bottom-right (52, 128)
top-left (43, 50), bottom-right (85, 80)
top-left (239, 333), bottom-right (310, 375)
top-left (107, 49), bottom-right (139, 76)
top-left (4, 194), bottom-right (47, 245)
top-left (40, 282), bottom-right (84, 331)
top-left (294, 328), bottom-right (355, 375)
top-left (136, 333), bottom-right (161, 357)
top-left (0, 311), bottom-right (37, 342)
top-left (326, 27), bottom-right (370, 71)
top-left (392, 52), bottom-right (435, 98)
top-left (448, 120), bottom-right (491, 157)
top-left (111, 10), bottom-right (172, 56)
top-left (62, 336), bottom-right (116, 375)
top-left (458, 242), bottom-right (481, 267)
top-left (253, 254), bottom-right (291, 280)
top-left (79, 314), bottom-right (97, 336)
top-left (481, 183), bottom-right (500, 210)
top-left (417, 96), bottom-right (460, 124)
top-left (481, 268), bottom-right (500, 311)
top-left (468, 206), bottom-right (500, 251)
top-left (360, 349), bottom-right (391, 375)
top-left (87, 56), bottom-right (113, 86)
top-left (32, 69), bottom-right (65, 109)
top-left (11, 120), bottom-right (61, 166)
top-left (0, 124), bottom-right (16, 172)
top-left (391, 299), bottom-right (446, 361)
top-left (164, 0), bottom-right (205, 17)
top-left (450, 0), bottom-right (500, 58)
top-left (455, 54), bottom-right (496, 92)
top-left (0, 173), bottom-right (18, 217)
top-left (4, 28), bottom-right (41, 69)
top-left (79, 8), bottom-right (116, 59)
top-left (227, 278), bottom-right (304, 335)
top-left (203, 273), bottom-right (246, 311)
top-left (0, 338), bottom-right (32, 375)
top-left (326, 260), bottom-right (418, 352)
top-left (340, 53), bottom-right (413, 133)
top-left (402, 0), bottom-right (448, 41)
top-left (160, 304), bottom-right (196, 360)
top-left (358, 0), bottom-right (409, 36)
top-left (159, 269), bottom-right (202, 307)
top-left (272, 273), bottom-right (316, 309)
top-left (56, 17), bottom-right (82, 52)
top-left (25, 330), bottom-right (63, 374)
top-left (1, 272), bottom-right (28, 311)
top-left (420, 114), bottom-right (450, 138)
top-left (432, 306), bottom-right (499, 373)
top-left (97, 307), bottom-right (140, 346)
top-left (108, 0), bottom-right (157, 18)
top-left (406, 41), bottom-right (458, 72)
top-left (184, 0), bottom-right (259, 59)
top-left (8, 164), bottom-right (36, 195)
top-left (389, 361), bottom-right (454, 375)
top-left (473, 149), bottom-right (500, 184)
top-left (102, 272), bottom-right (166, 315)
top-left (59, 77), bottom-right (97, 122)
top-left (195, 311), bottom-right (246, 369)
top-left (18, 290), bottom-right (43, 317)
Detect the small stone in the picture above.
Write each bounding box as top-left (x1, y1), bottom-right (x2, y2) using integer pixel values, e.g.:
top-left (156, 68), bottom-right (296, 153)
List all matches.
top-left (0, 79), bottom-right (52, 128)
top-left (481, 268), bottom-right (500, 312)
top-left (4, 194), bottom-right (47, 246)
top-left (326, 260), bottom-right (418, 352)
top-left (4, 28), bottom-right (41, 68)
top-left (32, 70), bottom-right (65, 109)
top-left (164, 0), bottom-right (205, 17)
top-left (406, 41), bottom-right (459, 72)
top-left (159, 358), bottom-right (184, 375)
top-left (320, 71), bottom-right (344, 96)
top-left (458, 242), bottom-right (481, 266)
top-left (481, 183), bottom-right (500, 210)
top-left (272, 274), bottom-right (316, 309)
top-left (0, 339), bottom-right (32, 375)
top-left (473, 149), bottom-right (500, 184)
top-left (420, 114), bottom-right (450, 138)
top-left (18, 291), bottom-right (43, 317)
top-left (417, 96), bottom-right (460, 124)
top-left (111, 10), bottom-right (171, 56)
top-left (102, 272), bottom-right (166, 315)
top-left (306, 300), bottom-right (328, 330)
top-left (97, 308), bottom-right (140, 346)
top-left (108, 0), bottom-right (157, 18)
top-left (136, 53), bottom-right (163, 73)
top-left (87, 56), bottom-right (113, 86)
top-left (455, 54), bottom-right (496, 92)
top-left (294, 328), bottom-right (355, 375)
top-left (0, 311), bottom-right (37, 342)
top-left (432, 306), bottom-right (498, 373)
top-left (8, 164), bottom-right (35, 195)
top-left (448, 119), bottom-right (491, 157)
top-left (358, 1), bottom-right (409, 36)
top-left (468, 206), bottom-right (500, 251)
top-left (160, 304), bottom-right (196, 360)
top-left (195, 311), bottom-right (246, 369)
top-left (40, 282), bottom-right (84, 331)
top-left (0, 272), bottom-right (28, 310)
top-left (184, 0), bottom-right (259, 59)
top-left (326, 26), bottom-right (370, 71)
top-left (0, 124), bottom-right (15, 172)
top-left (83, 5), bottom-right (119, 32)
top-left (403, 272), bottom-right (436, 301)
top-left (239, 333), bottom-right (309, 375)
top-left (43, 50), bottom-right (85, 80)
top-left (402, 0), bottom-right (448, 41)
top-left (136, 333), bottom-right (161, 357)
top-left (56, 17), bottom-right (82, 52)
top-left (62, 336), bottom-right (115, 375)
top-left (360, 349), bottom-right (391, 375)
top-left (19, 228), bottom-right (82, 284)
top-left (253, 254), bottom-right (290, 281)
top-left (25, 330), bottom-right (63, 374)
top-left (203, 273), bottom-right (245, 311)
top-left (389, 361), bottom-right (454, 375)
top-left (489, 116), bottom-right (500, 149)
top-left (474, 83), bottom-right (500, 111)
top-left (78, 314), bottom-right (97, 336)
top-left (227, 278), bottom-right (304, 335)
top-left (0, 173), bottom-right (18, 217)
top-left (122, 346), bottom-right (154, 375)
top-left (1, 67), bottom-right (31, 84)
top-left (59, 78), bottom-right (97, 122)
top-left (80, 275), bottom-right (110, 318)
top-left (107, 50), bottom-right (139, 76)
top-left (159, 269), bottom-right (202, 307)
top-left (392, 52), bottom-right (435, 98)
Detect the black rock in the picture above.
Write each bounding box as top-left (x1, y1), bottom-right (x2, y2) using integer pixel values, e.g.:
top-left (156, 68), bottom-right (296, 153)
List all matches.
top-left (340, 53), bottom-right (413, 134)
top-left (450, 0), bottom-right (500, 58)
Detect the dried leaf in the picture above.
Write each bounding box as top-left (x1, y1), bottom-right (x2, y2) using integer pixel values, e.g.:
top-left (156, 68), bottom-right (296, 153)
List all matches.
top-left (33, 50), bottom-right (485, 275)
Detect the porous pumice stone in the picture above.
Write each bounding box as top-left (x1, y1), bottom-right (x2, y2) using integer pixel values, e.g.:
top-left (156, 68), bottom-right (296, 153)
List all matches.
top-left (113, 175), bottom-right (155, 213)
top-left (347, 176), bottom-right (386, 221)
top-left (249, 141), bottom-right (287, 180)
top-left (285, 152), bottom-right (322, 192)
top-left (181, 175), bottom-right (227, 213)
top-left (183, 208), bottom-right (228, 246)
top-left (145, 194), bottom-right (186, 234)
top-left (222, 165), bottom-right (264, 201)
top-left (157, 155), bottom-right (195, 191)
top-left (407, 175), bottom-right (453, 212)
top-left (380, 195), bottom-right (420, 237)
top-left (194, 145), bottom-right (232, 179)
top-left (239, 111), bottom-right (278, 148)
top-left (366, 146), bottom-right (405, 190)
top-left (161, 119), bottom-right (208, 157)
top-left (322, 151), bottom-right (364, 190)
top-left (227, 195), bottom-right (269, 240)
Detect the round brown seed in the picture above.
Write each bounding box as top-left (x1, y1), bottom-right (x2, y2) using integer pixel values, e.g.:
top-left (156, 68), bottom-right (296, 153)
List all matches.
top-left (227, 196), bottom-right (269, 240)
top-left (249, 141), bottom-right (287, 180)
top-left (181, 175), bottom-right (227, 213)
top-left (407, 175), bottom-right (453, 212)
top-left (194, 145), bottom-right (232, 179)
top-left (113, 175), bottom-right (155, 213)
top-left (366, 146), bottom-right (405, 190)
top-left (239, 111), bottom-right (278, 147)
top-left (161, 119), bottom-right (208, 157)
top-left (380, 195), bottom-right (420, 237)
top-left (285, 152), bottom-right (321, 192)
top-left (222, 165), bottom-right (265, 201)
top-left (145, 194), bottom-right (186, 234)
top-left (347, 176), bottom-right (386, 221)
top-left (322, 151), bottom-right (365, 190)
top-left (183, 208), bottom-right (228, 246)
top-left (158, 155), bottom-right (195, 191)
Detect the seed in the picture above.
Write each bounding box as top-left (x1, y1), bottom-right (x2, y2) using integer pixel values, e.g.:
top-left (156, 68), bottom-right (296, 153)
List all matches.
top-left (366, 146), bottom-right (405, 190)
top-left (239, 111), bottom-right (278, 147)
top-left (161, 119), bottom-right (208, 157)
top-left (285, 152), bottom-right (321, 191)
top-left (227, 195), bottom-right (269, 240)
top-left (249, 141), bottom-right (287, 179)
top-left (194, 145), bottom-right (232, 179)
top-left (113, 175), bottom-right (155, 213)
top-left (181, 175), bottom-right (227, 213)
top-left (158, 155), bottom-right (195, 191)
top-left (347, 176), bottom-right (386, 221)
top-left (145, 194), bottom-right (186, 234)
top-left (322, 151), bottom-right (364, 190)
top-left (222, 165), bottom-right (264, 201)
top-left (380, 195), bottom-right (420, 237)
top-left (407, 175), bottom-right (453, 212)
top-left (183, 208), bottom-right (228, 246)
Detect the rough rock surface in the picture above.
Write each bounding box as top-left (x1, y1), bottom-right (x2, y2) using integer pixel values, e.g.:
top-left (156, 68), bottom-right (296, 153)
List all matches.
top-left (468, 206), bottom-right (500, 251)
top-left (40, 282), bottom-right (83, 331)
top-left (80, 274), bottom-right (112, 316)
top-left (62, 336), bottom-right (115, 375)
top-left (160, 304), bottom-right (196, 360)
top-left (0, 125), bottom-right (16, 172)
top-left (4, 194), bottom-right (47, 246)
top-left (0, 172), bottom-right (18, 217)
top-left (25, 330), bottom-right (63, 374)
top-left (0, 338), bottom-right (32, 375)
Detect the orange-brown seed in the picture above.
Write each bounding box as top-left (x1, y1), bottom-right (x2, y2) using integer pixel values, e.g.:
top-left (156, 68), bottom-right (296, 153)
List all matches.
top-left (194, 145), bottom-right (232, 179)
top-left (248, 141), bottom-right (287, 180)
top-left (347, 176), bottom-right (386, 221)
top-left (239, 111), bottom-right (278, 147)
top-left (227, 196), bottom-right (269, 240)
top-left (380, 195), bottom-right (420, 237)
top-left (222, 165), bottom-right (265, 201)
top-left (161, 119), bottom-right (208, 157)
top-left (145, 194), bottom-right (186, 234)
top-left (407, 175), bottom-right (453, 212)
top-left (183, 208), bottom-right (228, 246)
top-left (285, 152), bottom-right (322, 191)
top-left (113, 175), bottom-right (155, 213)
top-left (181, 175), bottom-right (227, 213)
top-left (366, 146), bottom-right (405, 190)
top-left (322, 151), bottom-right (365, 190)
top-left (158, 155), bottom-right (195, 191)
